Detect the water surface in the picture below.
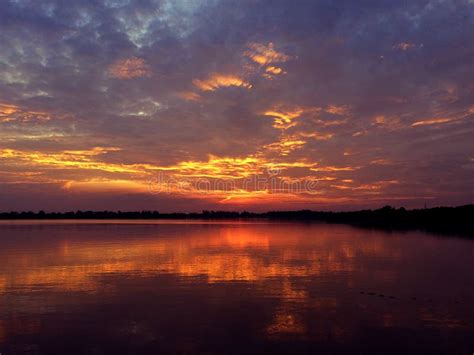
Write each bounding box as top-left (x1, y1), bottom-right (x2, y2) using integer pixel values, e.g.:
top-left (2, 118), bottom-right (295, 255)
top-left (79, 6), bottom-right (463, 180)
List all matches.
top-left (0, 221), bottom-right (473, 354)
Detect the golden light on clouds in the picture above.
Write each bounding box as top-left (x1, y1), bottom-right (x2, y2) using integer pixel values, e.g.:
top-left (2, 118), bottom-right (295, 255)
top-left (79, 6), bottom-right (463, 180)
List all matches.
top-left (299, 132), bottom-right (334, 140)
top-left (411, 118), bottom-right (454, 126)
top-left (325, 105), bottom-right (350, 115)
top-left (0, 147), bottom-right (142, 174)
top-left (0, 146), bottom-right (316, 181)
top-left (0, 103), bottom-right (18, 116)
top-left (0, 89), bottom-right (429, 208)
top-left (168, 156), bottom-right (261, 179)
top-left (176, 91), bottom-right (202, 102)
top-left (310, 166), bottom-right (358, 172)
top-left (1, 0), bottom-right (472, 213)
top-left (0, 139), bottom-right (415, 205)
top-left (193, 73), bottom-right (252, 91)
top-left (265, 66), bottom-right (284, 75)
top-left (409, 106), bottom-right (474, 128)
top-left (262, 66), bottom-right (286, 79)
top-left (108, 57), bottom-right (152, 79)
top-left (332, 179), bottom-right (400, 192)
top-left (373, 115), bottom-right (402, 130)
top-left (264, 108), bottom-right (304, 130)
top-left (0, 103), bottom-right (52, 122)
top-left (245, 42), bottom-right (291, 65)
top-left (264, 135), bottom-right (306, 156)
top-left (374, 115), bottom-right (386, 124)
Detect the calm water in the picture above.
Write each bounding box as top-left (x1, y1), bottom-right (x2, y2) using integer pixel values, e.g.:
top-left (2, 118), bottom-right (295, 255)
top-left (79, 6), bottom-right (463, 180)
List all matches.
top-left (0, 221), bottom-right (473, 354)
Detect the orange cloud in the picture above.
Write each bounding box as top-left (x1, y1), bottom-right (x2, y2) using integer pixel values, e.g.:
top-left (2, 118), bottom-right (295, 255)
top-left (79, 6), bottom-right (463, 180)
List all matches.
top-left (0, 147), bottom-right (141, 174)
top-left (176, 91), bottom-right (202, 102)
top-left (263, 105), bottom-right (324, 130)
top-left (193, 73), bottom-right (252, 91)
top-left (0, 103), bottom-right (52, 122)
top-left (393, 42), bottom-right (418, 51)
top-left (108, 57), bottom-right (152, 79)
top-left (1, 144), bottom-right (382, 204)
top-left (411, 118), bottom-right (453, 126)
top-left (163, 156), bottom-right (261, 179)
top-left (0, 146), bottom-right (316, 183)
top-left (262, 66), bottom-right (287, 79)
top-left (325, 105), bottom-right (350, 115)
top-left (263, 108), bottom-right (304, 130)
top-left (299, 132), bottom-right (334, 140)
top-left (265, 66), bottom-right (283, 74)
top-left (0, 103), bottom-right (18, 116)
top-left (373, 115), bottom-right (402, 130)
top-left (354, 180), bottom-right (400, 191)
top-left (370, 159), bottom-right (394, 165)
top-left (310, 166), bottom-right (358, 172)
top-left (332, 180), bottom-right (399, 192)
top-left (245, 42), bottom-right (292, 65)
top-left (264, 135), bottom-right (306, 156)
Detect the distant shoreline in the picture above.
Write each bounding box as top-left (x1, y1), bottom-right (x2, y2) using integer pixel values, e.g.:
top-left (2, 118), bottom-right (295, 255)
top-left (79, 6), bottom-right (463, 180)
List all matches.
top-left (1, 205), bottom-right (473, 237)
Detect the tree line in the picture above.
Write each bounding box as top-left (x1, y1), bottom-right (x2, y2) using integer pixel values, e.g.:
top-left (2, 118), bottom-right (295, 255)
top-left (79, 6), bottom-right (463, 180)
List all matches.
top-left (0, 205), bottom-right (473, 236)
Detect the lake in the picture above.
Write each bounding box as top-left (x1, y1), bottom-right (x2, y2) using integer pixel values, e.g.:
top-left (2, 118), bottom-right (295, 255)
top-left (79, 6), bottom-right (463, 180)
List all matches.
top-left (0, 220), bottom-right (473, 354)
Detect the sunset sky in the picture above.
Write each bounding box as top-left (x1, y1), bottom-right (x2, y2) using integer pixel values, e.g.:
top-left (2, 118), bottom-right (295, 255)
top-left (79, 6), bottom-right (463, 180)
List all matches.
top-left (1, 0), bottom-right (474, 212)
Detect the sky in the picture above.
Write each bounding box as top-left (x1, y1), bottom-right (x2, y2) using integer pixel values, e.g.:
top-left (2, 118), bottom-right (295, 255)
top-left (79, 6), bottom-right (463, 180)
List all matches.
top-left (1, 0), bottom-right (474, 212)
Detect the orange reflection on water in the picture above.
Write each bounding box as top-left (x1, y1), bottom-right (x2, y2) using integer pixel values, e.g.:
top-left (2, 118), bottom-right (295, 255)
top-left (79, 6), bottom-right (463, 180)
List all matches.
top-left (0, 223), bottom-right (388, 293)
top-left (267, 311), bottom-right (306, 337)
top-left (0, 221), bottom-right (473, 351)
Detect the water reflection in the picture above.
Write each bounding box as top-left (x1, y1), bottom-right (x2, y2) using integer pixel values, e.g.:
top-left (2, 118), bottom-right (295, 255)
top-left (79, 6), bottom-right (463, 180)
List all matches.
top-left (0, 221), bottom-right (473, 354)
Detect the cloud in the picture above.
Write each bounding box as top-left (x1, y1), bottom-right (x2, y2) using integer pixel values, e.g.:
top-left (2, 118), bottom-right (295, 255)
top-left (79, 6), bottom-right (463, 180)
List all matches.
top-left (0, 103), bottom-right (53, 122)
top-left (193, 73), bottom-right (252, 91)
top-left (176, 91), bottom-right (202, 102)
top-left (325, 105), bottom-right (350, 116)
top-left (108, 57), bottom-right (152, 79)
top-left (245, 42), bottom-right (292, 65)
top-left (263, 135), bottom-right (306, 156)
top-left (310, 166), bottom-right (358, 172)
top-left (411, 118), bottom-right (454, 126)
top-left (392, 42), bottom-right (420, 51)
top-left (262, 66), bottom-right (287, 80)
top-left (265, 66), bottom-right (284, 75)
top-left (0, 147), bottom-right (140, 174)
top-left (1, 0), bottom-right (474, 210)
top-left (263, 108), bottom-right (305, 130)
top-left (299, 132), bottom-right (334, 141)
top-left (373, 115), bottom-right (403, 130)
